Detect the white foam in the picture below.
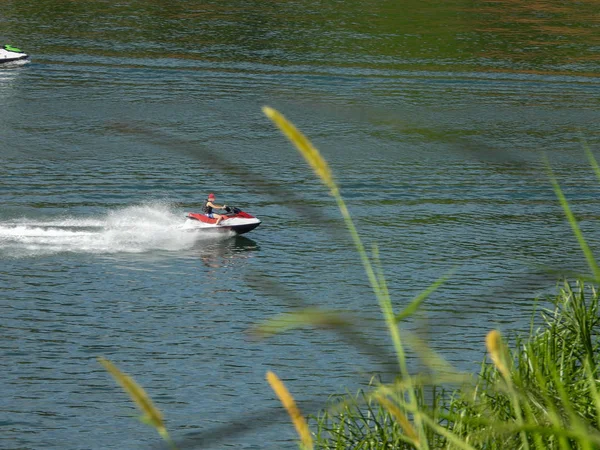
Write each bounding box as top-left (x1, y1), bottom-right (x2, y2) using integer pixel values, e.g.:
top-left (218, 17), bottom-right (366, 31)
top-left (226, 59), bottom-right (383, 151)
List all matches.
top-left (0, 59), bottom-right (29, 69)
top-left (0, 202), bottom-right (230, 258)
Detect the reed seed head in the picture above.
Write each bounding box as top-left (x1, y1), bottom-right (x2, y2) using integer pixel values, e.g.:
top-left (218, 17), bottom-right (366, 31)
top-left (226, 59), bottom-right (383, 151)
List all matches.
top-left (375, 394), bottom-right (419, 443)
top-left (98, 357), bottom-right (168, 437)
top-left (485, 330), bottom-right (510, 380)
top-left (262, 106), bottom-right (337, 194)
top-left (266, 370), bottom-right (313, 450)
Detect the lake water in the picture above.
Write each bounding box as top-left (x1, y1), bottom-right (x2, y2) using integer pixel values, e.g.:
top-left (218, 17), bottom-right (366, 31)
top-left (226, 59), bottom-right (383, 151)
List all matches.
top-left (1, 1), bottom-right (599, 449)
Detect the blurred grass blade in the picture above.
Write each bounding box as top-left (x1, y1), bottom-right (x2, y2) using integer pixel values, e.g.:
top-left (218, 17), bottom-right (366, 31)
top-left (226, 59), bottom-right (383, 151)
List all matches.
top-left (262, 106), bottom-right (336, 193)
top-left (546, 162), bottom-right (600, 281)
top-left (252, 308), bottom-right (352, 338)
top-left (371, 244), bottom-right (392, 315)
top-left (484, 330), bottom-right (529, 450)
top-left (375, 394), bottom-right (419, 444)
top-left (395, 269), bottom-right (456, 322)
top-left (583, 140), bottom-right (600, 184)
top-left (548, 360), bottom-right (593, 450)
top-left (419, 413), bottom-right (477, 450)
top-left (98, 357), bottom-right (174, 447)
top-left (403, 331), bottom-right (462, 377)
top-left (584, 360), bottom-right (600, 430)
top-left (266, 371), bottom-right (313, 450)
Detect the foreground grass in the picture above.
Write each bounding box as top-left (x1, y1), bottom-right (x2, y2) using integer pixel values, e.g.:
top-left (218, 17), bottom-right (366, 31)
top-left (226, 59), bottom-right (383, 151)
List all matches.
top-left (98, 108), bottom-right (600, 449)
top-left (261, 108), bottom-right (600, 449)
top-left (311, 281), bottom-right (600, 449)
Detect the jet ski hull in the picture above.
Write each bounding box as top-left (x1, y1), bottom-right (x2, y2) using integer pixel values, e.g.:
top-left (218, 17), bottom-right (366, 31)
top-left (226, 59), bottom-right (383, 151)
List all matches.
top-left (184, 208), bottom-right (261, 235)
top-left (0, 46), bottom-right (28, 64)
top-left (182, 219), bottom-right (261, 235)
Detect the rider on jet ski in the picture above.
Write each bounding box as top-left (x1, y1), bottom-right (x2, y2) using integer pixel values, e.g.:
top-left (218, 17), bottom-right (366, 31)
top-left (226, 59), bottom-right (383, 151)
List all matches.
top-left (202, 193), bottom-right (228, 225)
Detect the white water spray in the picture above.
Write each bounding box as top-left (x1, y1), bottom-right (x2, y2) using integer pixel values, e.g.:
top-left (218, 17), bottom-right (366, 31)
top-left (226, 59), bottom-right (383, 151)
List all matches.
top-left (0, 203), bottom-right (231, 258)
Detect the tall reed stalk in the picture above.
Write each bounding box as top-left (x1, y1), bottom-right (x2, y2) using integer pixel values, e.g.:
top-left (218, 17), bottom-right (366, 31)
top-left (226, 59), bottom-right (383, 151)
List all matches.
top-left (263, 106), bottom-right (435, 448)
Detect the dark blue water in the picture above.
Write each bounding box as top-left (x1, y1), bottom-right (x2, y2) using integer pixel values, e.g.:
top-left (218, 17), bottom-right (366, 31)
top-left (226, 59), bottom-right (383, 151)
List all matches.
top-left (1, 1), bottom-right (600, 448)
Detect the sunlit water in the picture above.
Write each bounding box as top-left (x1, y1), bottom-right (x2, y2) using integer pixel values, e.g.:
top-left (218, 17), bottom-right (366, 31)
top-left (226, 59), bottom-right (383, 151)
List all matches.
top-left (1, 1), bottom-right (600, 449)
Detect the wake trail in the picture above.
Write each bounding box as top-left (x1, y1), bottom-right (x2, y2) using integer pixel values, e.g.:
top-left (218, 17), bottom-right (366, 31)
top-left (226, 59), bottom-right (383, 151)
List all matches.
top-left (0, 202), bottom-right (230, 258)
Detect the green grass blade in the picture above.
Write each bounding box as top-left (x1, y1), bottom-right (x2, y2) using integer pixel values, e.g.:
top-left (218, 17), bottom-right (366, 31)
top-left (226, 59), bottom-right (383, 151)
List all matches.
top-left (419, 413), bottom-right (477, 450)
top-left (583, 139), bottom-right (600, 184)
top-left (395, 269), bottom-right (456, 322)
top-left (584, 359), bottom-right (600, 430)
top-left (546, 161), bottom-right (600, 281)
top-left (251, 308), bottom-right (352, 337)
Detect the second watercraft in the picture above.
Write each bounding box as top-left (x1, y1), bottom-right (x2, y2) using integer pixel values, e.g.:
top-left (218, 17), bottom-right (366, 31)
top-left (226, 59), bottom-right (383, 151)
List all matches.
top-left (0, 45), bottom-right (28, 64)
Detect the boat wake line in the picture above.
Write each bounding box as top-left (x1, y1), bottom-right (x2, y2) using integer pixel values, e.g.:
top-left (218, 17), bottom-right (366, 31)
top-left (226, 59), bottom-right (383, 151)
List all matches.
top-left (0, 203), bottom-right (234, 258)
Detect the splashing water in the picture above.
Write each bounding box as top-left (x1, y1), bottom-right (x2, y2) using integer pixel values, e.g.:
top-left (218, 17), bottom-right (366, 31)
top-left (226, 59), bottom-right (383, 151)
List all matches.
top-left (0, 203), bottom-right (232, 258)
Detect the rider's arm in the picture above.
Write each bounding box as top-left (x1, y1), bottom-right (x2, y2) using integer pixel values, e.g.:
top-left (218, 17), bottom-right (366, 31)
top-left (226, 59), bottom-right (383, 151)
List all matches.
top-left (207, 201), bottom-right (226, 209)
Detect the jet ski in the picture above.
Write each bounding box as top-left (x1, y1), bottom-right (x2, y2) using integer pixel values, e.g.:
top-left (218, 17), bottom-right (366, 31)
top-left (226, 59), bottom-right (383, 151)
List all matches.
top-left (0, 45), bottom-right (28, 64)
top-left (182, 206), bottom-right (261, 235)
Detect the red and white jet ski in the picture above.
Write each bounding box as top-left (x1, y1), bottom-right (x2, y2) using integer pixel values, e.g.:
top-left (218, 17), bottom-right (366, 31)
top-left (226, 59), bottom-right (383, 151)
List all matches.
top-left (183, 206), bottom-right (261, 235)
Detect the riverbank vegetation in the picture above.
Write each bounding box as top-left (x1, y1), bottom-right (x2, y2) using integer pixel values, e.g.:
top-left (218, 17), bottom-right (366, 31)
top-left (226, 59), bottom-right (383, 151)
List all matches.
top-left (310, 280), bottom-right (600, 449)
top-left (260, 108), bottom-right (600, 449)
top-left (99, 108), bottom-right (600, 449)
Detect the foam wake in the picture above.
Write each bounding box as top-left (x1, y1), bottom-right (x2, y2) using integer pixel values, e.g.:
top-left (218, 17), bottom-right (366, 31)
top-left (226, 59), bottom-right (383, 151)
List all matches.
top-left (0, 203), bottom-right (230, 258)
